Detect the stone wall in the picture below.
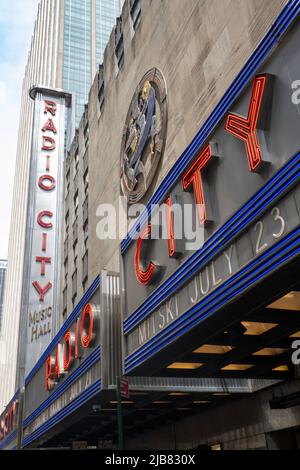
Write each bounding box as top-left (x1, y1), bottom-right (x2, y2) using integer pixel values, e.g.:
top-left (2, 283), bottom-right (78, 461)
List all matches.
top-left (125, 379), bottom-right (300, 450)
top-left (62, 0), bottom-right (287, 317)
top-left (87, 0), bottom-right (286, 283)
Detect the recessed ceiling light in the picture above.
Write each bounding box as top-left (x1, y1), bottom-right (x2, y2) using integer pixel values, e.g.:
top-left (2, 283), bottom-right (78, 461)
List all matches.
top-left (252, 348), bottom-right (288, 356)
top-left (267, 291), bottom-right (300, 311)
top-left (241, 321), bottom-right (277, 335)
top-left (290, 331), bottom-right (300, 338)
top-left (153, 401), bottom-right (171, 404)
top-left (213, 392), bottom-right (230, 396)
top-left (109, 400), bottom-right (134, 404)
top-left (221, 364), bottom-right (254, 371)
top-left (211, 444), bottom-right (222, 451)
top-left (169, 392), bottom-right (190, 396)
top-left (193, 400), bottom-right (210, 404)
top-left (272, 365), bottom-right (289, 372)
top-left (177, 407), bottom-right (192, 411)
top-left (167, 362), bottom-right (203, 370)
top-left (193, 344), bottom-right (233, 354)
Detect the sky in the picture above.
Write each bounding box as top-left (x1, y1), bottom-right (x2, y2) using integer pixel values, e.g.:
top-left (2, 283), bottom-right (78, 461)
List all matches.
top-left (0, 0), bottom-right (40, 259)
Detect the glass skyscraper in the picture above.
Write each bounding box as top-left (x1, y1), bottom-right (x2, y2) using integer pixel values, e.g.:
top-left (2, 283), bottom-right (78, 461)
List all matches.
top-left (0, 0), bottom-right (120, 412)
top-left (96, 0), bottom-right (120, 63)
top-left (63, 0), bottom-right (120, 124)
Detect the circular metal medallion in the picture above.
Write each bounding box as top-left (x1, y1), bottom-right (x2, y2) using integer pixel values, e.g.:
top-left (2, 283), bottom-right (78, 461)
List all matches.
top-left (120, 68), bottom-right (168, 204)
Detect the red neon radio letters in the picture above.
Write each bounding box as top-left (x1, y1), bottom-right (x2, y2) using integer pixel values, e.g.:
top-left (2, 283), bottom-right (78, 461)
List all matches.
top-left (45, 303), bottom-right (94, 391)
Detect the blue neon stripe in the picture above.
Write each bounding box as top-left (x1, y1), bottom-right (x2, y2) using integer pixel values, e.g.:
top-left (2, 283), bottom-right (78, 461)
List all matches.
top-left (126, 229), bottom-right (300, 367)
top-left (126, 226), bottom-right (300, 365)
top-left (22, 380), bottom-right (101, 447)
top-left (25, 274), bottom-right (100, 385)
top-left (125, 227), bottom-right (300, 368)
top-left (126, 248), bottom-right (300, 372)
top-left (23, 346), bottom-right (101, 428)
top-left (24, 347), bottom-right (101, 426)
top-left (23, 381), bottom-right (101, 445)
top-left (125, 243), bottom-right (300, 372)
top-left (124, 154), bottom-right (300, 333)
top-left (125, 249), bottom-right (300, 372)
top-left (121, 1), bottom-right (300, 255)
top-left (125, 228), bottom-right (300, 371)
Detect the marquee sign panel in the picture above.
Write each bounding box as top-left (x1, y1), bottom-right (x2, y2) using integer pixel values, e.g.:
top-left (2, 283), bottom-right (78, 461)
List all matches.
top-left (121, 18), bottom-right (300, 374)
top-left (23, 271), bottom-right (120, 447)
top-left (19, 87), bottom-right (72, 376)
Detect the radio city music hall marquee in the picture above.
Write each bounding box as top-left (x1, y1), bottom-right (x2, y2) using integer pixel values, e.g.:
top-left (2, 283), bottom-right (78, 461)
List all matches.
top-left (122, 24), bottom-right (300, 373)
top-left (22, 273), bottom-right (120, 443)
top-left (22, 87), bottom-right (71, 374)
top-left (0, 400), bottom-right (18, 444)
top-left (22, 297), bottom-right (100, 439)
top-left (45, 303), bottom-right (95, 391)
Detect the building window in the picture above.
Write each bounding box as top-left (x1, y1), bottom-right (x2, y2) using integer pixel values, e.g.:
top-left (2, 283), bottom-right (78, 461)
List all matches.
top-left (84, 234), bottom-right (88, 253)
top-left (73, 216), bottom-right (78, 245)
top-left (83, 197), bottom-right (88, 227)
top-left (115, 17), bottom-right (124, 70)
top-left (74, 190), bottom-right (79, 218)
top-left (63, 285), bottom-right (67, 317)
top-left (65, 210), bottom-right (69, 236)
top-left (66, 154), bottom-right (71, 194)
top-left (72, 269), bottom-right (77, 304)
top-left (64, 257), bottom-right (68, 282)
top-left (64, 236), bottom-right (69, 263)
top-left (84, 128), bottom-right (89, 146)
top-left (83, 171), bottom-right (89, 192)
top-left (83, 147), bottom-right (89, 189)
top-left (82, 250), bottom-right (88, 286)
top-left (73, 240), bottom-right (78, 270)
top-left (130, 0), bottom-right (141, 31)
top-left (73, 170), bottom-right (79, 194)
top-left (74, 149), bottom-right (79, 173)
top-left (98, 64), bottom-right (105, 112)
top-left (84, 108), bottom-right (89, 146)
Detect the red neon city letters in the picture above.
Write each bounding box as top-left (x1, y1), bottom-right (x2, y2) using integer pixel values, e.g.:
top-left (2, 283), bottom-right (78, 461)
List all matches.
top-left (42, 135), bottom-right (56, 151)
top-left (165, 196), bottom-right (176, 258)
top-left (37, 211), bottom-right (53, 229)
top-left (38, 174), bottom-right (56, 191)
top-left (35, 256), bottom-right (51, 276)
top-left (42, 118), bottom-right (57, 134)
top-left (134, 224), bottom-right (157, 285)
top-left (32, 281), bottom-right (52, 301)
top-left (45, 304), bottom-right (95, 391)
top-left (42, 233), bottom-right (47, 251)
top-left (182, 143), bottom-right (212, 226)
top-left (131, 75), bottom-right (273, 287)
top-left (44, 100), bottom-right (57, 116)
top-left (225, 74), bottom-right (268, 172)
